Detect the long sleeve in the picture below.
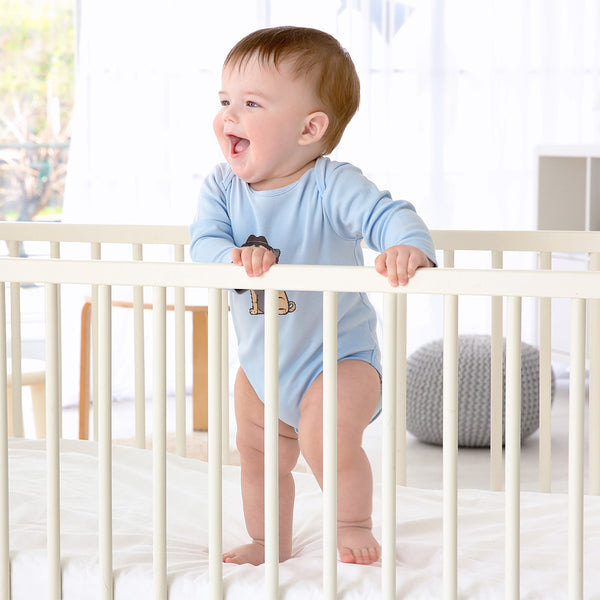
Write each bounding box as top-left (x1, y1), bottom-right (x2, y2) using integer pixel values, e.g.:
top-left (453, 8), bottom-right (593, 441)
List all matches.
top-left (319, 160), bottom-right (437, 265)
top-left (189, 164), bottom-right (236, 264)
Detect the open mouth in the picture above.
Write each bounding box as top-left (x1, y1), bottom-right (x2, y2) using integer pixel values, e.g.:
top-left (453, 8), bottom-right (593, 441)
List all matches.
top-left (228, 135), bottom-right (250, 156)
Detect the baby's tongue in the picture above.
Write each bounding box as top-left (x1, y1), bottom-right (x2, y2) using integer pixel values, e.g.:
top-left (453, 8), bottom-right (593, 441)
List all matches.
top-left (235, 138), bottom-right (250, 153)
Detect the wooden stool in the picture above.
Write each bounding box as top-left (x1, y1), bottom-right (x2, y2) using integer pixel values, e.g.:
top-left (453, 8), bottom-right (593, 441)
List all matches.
top-left (7, 358), bottom-right (46, 438)
top-left (79, 298), bottom-right (208, 439)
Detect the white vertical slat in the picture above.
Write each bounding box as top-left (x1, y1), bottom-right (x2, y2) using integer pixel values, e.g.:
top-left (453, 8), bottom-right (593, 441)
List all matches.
top-left (396, 294), bottom-right (407, 486)
top-left (208, 288), bottom-right (223, 600)
top-left (174, 245), bottom-right (186, 457)
top-left (91, 242), bottom-right (101, 442)
top-left (132, 243), bottom-right (146, 450)
top-left (443, 294), bottom-right (458, 600)
top-left (589, 252), bottom-right (600, 496)
top-left (382, 293), bottom-right (398, 600)
top-left (0, 283), bottom-right (10, 600)
top-left (490, 250), bottom-right (503, 491)
top-left (45, 281), bottom-right (61, 600)
top-left (221, 289), bottom-right (230, 465)
top-left (8, 241), bottom-right (23, 438)
top-left (97, 284), bottom-right (113, 600)
top-left (539, 252), bottom-right (553, 493)
top-left (153, 286), bottom-right (167, 600)
top-left (505, 296), bottom-right (522, 600)
top-left (323, 291), bottom-right (337, 599)
top-left (50, 242), bottom-right (63, 438)
top-left (568, 298), bottom-right (586, 600)
top-left (443, 249), bottom-right (455, 269)
top-left (264, 289), bottom-right (279, 598)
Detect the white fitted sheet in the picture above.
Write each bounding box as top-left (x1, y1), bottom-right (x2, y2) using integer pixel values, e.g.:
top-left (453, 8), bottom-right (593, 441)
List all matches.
top-left (7, 423), bottom-right (600, 599)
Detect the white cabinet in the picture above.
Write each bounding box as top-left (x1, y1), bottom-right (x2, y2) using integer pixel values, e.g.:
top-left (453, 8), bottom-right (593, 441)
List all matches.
top-left (537, 145), bottom-right (600, 232)
top-left (536, 145), bottom-right (600, 363)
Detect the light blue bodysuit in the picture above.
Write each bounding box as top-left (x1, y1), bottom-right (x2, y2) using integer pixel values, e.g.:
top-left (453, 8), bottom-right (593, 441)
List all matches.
top-left (190, 156), bottom-right (436, 429)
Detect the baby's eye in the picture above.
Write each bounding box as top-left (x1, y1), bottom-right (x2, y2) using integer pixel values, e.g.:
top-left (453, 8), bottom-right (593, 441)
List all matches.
top-left (220, 99), bottom-right (230, 107)
top-left (246, 101), bottom-right (259, 108)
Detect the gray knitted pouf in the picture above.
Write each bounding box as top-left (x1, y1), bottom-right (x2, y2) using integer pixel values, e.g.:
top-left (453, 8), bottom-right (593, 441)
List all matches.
top-left (406, 334), bottom-right (555, 447)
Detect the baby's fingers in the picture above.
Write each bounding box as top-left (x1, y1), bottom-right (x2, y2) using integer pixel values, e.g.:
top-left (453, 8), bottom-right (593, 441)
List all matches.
top-left (377, 249), bottom-right (409, 287)
top-left (232, 246), bottom-right (276, 277)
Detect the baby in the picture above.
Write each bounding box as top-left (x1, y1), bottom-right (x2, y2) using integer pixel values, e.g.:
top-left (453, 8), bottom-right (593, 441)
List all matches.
top-left (190, 26), bottom-right (435, 566)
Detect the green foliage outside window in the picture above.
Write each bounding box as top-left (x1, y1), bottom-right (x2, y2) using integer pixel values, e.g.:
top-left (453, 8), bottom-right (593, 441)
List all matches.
top-left (0, 0), bottom-right (74, 221)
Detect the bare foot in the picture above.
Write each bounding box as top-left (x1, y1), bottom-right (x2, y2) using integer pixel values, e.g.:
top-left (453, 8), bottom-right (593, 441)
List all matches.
top-left (337, 520), bottom-right (381, 565)
top-left (223, 541), bottom-right (265, 565)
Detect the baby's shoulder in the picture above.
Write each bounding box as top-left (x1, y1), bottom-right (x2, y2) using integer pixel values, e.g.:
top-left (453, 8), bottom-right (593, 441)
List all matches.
top-left (315, 156), bottom-right (369, 195)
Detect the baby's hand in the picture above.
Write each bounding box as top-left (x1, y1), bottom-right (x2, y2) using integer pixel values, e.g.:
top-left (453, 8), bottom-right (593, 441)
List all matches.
top-left (375, 245), bottom-right (433, 287)
top-left (231, 245), bottom-right (277, 277)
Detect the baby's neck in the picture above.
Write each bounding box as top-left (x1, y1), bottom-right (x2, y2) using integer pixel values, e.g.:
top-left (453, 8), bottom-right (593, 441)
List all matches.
top-left (249, 158), bottom-right (318, 191)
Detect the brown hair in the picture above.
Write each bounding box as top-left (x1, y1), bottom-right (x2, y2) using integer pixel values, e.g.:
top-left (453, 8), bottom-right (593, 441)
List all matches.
top-left (224, 26), bottom-right (360, 155)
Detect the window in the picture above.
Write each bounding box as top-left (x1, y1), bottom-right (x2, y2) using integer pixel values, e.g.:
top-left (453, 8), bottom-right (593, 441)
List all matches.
top-left (0, 0), bottom-right (74, 222)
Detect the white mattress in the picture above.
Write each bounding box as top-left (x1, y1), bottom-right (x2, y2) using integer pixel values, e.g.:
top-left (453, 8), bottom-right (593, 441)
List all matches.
top-left (7, 417), bottom-right (600, 599)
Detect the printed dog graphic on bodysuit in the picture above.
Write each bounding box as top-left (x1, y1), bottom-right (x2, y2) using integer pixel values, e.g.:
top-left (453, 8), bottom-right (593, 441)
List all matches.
top-left (236, 235), bottom-right (296, 316)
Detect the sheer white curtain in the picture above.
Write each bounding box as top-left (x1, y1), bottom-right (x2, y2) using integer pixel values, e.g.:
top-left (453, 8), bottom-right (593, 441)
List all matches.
top-left (60, 0), bottom-right (600, 404)
top-left (64, 0), bottom-right (600, 229)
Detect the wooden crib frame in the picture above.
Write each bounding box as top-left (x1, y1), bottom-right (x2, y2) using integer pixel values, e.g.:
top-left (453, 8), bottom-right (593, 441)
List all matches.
top-left (1, 223), bottom-right (599, 599)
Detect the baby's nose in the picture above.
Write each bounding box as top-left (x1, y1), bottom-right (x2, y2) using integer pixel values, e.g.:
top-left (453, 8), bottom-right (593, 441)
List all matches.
top-left (223, 105), bottom-right (238, 123)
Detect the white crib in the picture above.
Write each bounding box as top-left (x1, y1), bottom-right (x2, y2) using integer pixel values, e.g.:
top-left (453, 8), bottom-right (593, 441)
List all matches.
top-left (1, 223), bottom-right (599, 599)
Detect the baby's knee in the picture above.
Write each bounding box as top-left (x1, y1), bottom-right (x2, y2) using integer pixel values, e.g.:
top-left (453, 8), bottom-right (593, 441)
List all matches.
top-left (235, 423), bottom-right (264, 461)
top-left (297, 429), bottom-right (323, 470)
top-left (278, 435), bottom-right (301, 476)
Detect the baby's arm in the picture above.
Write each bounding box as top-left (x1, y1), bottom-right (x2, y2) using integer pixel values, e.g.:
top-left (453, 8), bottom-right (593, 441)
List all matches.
top-left (375, 244), bottom-right (434, 287)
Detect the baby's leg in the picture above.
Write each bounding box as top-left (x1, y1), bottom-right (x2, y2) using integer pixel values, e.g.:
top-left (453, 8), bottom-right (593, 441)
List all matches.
top-left (298, 360), bottom-right (381, 565)
top-left (223, 368), bottom-right (300, 565)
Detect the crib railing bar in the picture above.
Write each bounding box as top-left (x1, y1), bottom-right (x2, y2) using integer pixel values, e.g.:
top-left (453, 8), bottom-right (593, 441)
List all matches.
top-left (539, 252), bottom-right (553, 493)
top-left (97, 284), bottom-right (113, 600)
top-left (133, 243), bottom-right (146, 449)
top-left (505, 296), bottom-right (522, 600)
top-left (174, 245), bottom-right (187, 456)
top-left (0, 283), bottom-right (10, 600)
top-left (443, 249), bottom-right (455, 269)
top-left (9, 282), bottom-right (23, 437)
top-left (45, 280), bottom-right (62, 599)
top-left (431, 229), bottom-right (600, 253)
top-left (395, 294), bottom-right (407, 486)
top-left (589, 252), bottom-right (600, 496)
top-left (92, 242), bottom-right (101, 442)
top-left (323, 291), bottom-right (337, 599)
top-left (264, 289), bottom-right (280, 597)
top-left (8, 240), bottom-right (23, 438)
top-left (490, 250), bottom-right (504, 492)
top-left (382, 293), bottom-right (398, 599)
top-left (50, 242), bottom-right (63, 438)
top-left (174, 284), bottom-right (186, 456)
top-left (174, 244), bottom-right (186, 457)
top-left (6, 223), bottom-right (600, 255)
top-left (221, 290), bottom-right (230, 465)
top-left (0, 222), bottom-right (190, 245)
top-left (153, 286), bottom-right (168, 600)
top-left (568, 298), bottom-right (586, 600)
top-left (5, 222), bottom-right (600, 254)
top-left (208, 288), bottom-right (223, 600)
top-left (4, 259), bottom-right (600, 300)
top-left (443, 294), bottom-right (458, 600)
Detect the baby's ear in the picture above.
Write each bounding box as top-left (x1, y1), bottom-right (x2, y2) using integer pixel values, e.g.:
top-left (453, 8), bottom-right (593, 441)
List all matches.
top-left (299, 111), bottom-right (329, 146)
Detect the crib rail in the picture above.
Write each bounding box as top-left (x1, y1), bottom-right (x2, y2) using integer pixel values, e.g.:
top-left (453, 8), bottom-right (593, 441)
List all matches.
top-left (0, 222), bottom-right (194, 446)
top-left (1, 256), bottom-right (599, 600)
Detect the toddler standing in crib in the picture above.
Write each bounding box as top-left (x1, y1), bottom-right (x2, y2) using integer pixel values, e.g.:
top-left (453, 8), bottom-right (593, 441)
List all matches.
top-left (190, 26), bottom-right (436, 566)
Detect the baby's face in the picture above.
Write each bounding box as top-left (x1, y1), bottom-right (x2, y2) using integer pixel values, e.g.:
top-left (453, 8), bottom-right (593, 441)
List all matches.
top-left (214, 55), bottom-right (323, 190)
